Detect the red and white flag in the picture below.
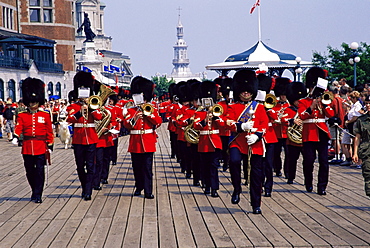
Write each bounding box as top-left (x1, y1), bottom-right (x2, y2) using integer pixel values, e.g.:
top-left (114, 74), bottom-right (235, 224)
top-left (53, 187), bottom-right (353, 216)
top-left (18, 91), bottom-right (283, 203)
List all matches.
top-left (250, 0), bottom-right (260, 14)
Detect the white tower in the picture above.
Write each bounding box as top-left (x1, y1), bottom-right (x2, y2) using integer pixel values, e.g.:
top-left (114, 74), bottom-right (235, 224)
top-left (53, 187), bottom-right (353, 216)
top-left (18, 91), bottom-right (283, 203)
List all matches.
top-left (171, 8), bottom-right (193, 80)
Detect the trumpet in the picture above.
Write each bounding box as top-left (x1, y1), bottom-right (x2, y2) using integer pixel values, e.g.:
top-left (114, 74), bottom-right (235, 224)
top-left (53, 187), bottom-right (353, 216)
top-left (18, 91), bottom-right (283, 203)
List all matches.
top-left (264, 94), bottom-right (277, 109)
top-left (209, 104), bottom-right (224, 117)
top-left (321, 91), bottom-right (334, 105)
top-left (139, 103), bottom-right (154, 116)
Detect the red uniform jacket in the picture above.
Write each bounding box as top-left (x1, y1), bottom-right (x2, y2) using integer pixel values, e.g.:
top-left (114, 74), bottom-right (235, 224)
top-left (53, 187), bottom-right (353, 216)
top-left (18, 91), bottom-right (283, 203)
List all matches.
top-left (166, 102), bottom-right (181, 132)
top-left (272, 101), bottom-right (290, 139)
top-left (226, 101), bottom-right (268, 155)
top-left (298, 97), bottom-right (334, 142)
top-left (175, 104), bottom-right (194, 142)
top-left (66, 102), bottom-right (103, 145)
top-left (282, 106), bottom-right (303, 147)
top-left (14, 109), bottom-right (54, 155)
top-left (193, 110), bottom-right (224, 152)
top-left (96, 106), bottom-right (117, 148)
top-left (123, 105), bottom-right (162, 153)
top-left (217, 99), bottom-right (231, 137)
top-left (265, 108), bottom-right (278, 144)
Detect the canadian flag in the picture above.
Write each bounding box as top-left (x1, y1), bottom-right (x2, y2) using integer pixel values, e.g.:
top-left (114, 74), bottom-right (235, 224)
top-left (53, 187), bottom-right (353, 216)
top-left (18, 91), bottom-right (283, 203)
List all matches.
top-left (98, 50), bottom-right (105, 57)
top-left (250, 0), bottom-right (260, 14)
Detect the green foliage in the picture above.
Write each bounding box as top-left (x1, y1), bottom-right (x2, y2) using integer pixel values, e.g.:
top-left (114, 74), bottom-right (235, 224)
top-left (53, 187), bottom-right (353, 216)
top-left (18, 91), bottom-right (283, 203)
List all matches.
top-left (312, 42), bottom-right (370, 87)
top-left (151, 75), bottom-right (175, 98)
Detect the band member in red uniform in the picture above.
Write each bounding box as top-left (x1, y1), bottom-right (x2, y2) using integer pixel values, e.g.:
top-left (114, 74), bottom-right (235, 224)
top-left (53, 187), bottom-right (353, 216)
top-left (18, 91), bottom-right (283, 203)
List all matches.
top-left (226, 69), bottom-right (269, 214)
top-left (107, 95), bottom-right (121, 166)
top-left (67, 71), bottom-right (103, 201)
top-left (13, 78), bottom-right (54, 203)
top-left (283, 81), bottom-right (306, 184)
top-left (256, 73), bottom-right (278, 197)
top-left (166, 83), bottom-right (181, 160)
top-left (298, 67), bottom-right (334, 195)
top-left (272, 77), bottom-right (291, 178)
top-left (193, 80), bottom-right (224, 197)
top-left (214, 77), bottom-right (233, 172)
top-left (123, 76), bottom-right (162, 199)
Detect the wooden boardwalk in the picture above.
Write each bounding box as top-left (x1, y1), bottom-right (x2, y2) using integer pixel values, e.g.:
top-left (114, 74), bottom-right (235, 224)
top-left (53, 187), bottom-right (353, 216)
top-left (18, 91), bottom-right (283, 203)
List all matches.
top-left (1, 123), bottom-right (370, 247)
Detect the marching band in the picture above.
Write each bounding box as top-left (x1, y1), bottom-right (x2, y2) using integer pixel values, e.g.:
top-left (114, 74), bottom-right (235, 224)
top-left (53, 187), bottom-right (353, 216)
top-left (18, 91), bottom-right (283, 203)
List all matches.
top-left (11, 66), bottom-right (368, 215)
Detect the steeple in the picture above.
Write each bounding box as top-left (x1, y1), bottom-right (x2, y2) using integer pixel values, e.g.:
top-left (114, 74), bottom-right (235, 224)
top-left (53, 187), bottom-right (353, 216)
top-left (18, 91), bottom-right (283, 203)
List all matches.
top-left (171, 7), bottom-right (192, 78)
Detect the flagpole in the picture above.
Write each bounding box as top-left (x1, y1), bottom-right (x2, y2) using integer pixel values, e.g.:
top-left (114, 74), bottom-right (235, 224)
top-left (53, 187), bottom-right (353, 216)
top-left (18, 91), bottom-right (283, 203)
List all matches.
top-left (258, 2), bottom-right (261, 42)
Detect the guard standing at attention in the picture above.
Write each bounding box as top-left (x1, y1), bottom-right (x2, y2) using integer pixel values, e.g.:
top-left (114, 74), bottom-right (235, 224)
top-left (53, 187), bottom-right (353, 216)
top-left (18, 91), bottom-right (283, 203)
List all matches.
top-left (13, 77), bottom-right (54, 203)
top-left (67, 71), bottom-right (103, 201)
top-left (123, 76), bottom-right (162, 199)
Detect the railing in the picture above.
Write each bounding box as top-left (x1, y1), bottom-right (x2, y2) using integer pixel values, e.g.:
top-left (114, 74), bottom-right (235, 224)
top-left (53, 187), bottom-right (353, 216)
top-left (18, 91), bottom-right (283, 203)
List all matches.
top-left (0, 55), bottom-right (64, 73)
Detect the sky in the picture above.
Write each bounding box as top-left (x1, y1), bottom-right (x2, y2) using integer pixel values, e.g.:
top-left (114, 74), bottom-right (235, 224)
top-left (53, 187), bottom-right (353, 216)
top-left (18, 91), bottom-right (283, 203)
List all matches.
top-left (102, 0), bottom-right (370, 80)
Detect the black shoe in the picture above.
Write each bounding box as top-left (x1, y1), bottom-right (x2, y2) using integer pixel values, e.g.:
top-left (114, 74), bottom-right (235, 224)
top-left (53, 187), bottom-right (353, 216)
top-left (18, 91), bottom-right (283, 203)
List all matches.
top-left (185, 173), bottom-right (191, 179)
top-left (81, 192), bottom-right (86, 198)
top-left (264, 192), bottom-right (271, 197)
top-left (253, 207), bottom-right (262, 214)
top-left (318, 190), bottom-right (327, 195)
top-left (84, 195), bottom-right (92, 201)
top-left (287, 180), bottom-right (294, 184)
top-left (276, 172), bottom-right (282, 177)
top-left (101, 179), bottom-right (108, 184)
top-left (144, 193), bottom-right (154, 199)
top-left (204, 188), bottom-right (211, 194)
top-left (306, 186), bottom-right (313, 192)
top-left (134, 190), bottom-right (142, 196)
top-left (112, 162), bottom-right (116, 165)
top-left (35, 197), bottom-right (42, 204)
top-left (18, 141), bottom-right (23, 146)
top-left (177, 159), bottom-right (181, 163)
top-left (193, 181), bottom-right (200, 187)
top-left (181, 168), bottom-right (186, 173)
top-left (93, 186), bottom-right (102, 190)
top-left (231, 192), bottom-right (240, 204)
top-left (211, 189), bottom-right (219, 198)
top-left (171, 155), bottom-right (176, 158)
top-left (243, 180), bottom-right (248, 186)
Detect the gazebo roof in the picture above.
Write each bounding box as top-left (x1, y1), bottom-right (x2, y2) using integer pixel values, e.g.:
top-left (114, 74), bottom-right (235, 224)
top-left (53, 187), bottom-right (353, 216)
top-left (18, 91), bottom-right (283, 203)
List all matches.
top-left (206, 41), bottom-right (312, 72)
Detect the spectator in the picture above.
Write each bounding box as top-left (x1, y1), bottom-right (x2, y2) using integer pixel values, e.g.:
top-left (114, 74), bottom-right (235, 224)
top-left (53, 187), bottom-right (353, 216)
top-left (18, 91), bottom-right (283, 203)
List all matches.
top-left (0, 99), bottom-right (4, 138)
top-left (3, 100), bottom-right (15, 141)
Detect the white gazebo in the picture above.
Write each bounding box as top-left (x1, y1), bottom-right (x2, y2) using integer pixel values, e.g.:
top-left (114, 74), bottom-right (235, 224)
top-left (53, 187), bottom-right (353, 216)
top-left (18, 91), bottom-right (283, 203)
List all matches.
top-left (206, 41), bottom-right (312, 79)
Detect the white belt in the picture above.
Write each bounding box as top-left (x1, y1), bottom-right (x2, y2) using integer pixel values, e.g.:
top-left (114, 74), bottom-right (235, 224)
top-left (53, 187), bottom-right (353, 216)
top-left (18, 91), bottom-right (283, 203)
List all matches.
top-left (268, 123), bottom-right (273, 127)
top-left (199, 130), bottom-right (219, 135)
top-left (130, 129), bottom-right (153, 134)
top-left (302, 118), bottom-right (326, 124)
top-left (74, 123), bottom-right (95, 128)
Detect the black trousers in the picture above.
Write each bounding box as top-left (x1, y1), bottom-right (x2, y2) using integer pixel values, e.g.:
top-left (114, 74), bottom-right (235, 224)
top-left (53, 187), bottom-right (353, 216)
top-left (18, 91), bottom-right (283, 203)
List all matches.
top-left (274, 138), bottom-right (288, 177)
top-left (220, 136), bottom-right (230, 169)
top-left (200, 150), bottom-right (220, 190)
top-left (263, 143), bottom-right (275, 193)
top-left (178, 140), bottom-right (191, 173)
top-left (302, 130), bottom-right (329, 191)
top-left (93, 146), bottom-right (112, 187)
top-left (229, 147), bottom-right (264, 208)
top-left (111, 138), bottom-right (118, 163)
top-left (23, 154), bottom-right (46, 198)
top-left (169, 131), bottom-right (178, 157)
top-left (73, 144), bottom-right (96, 196)
top-left (286, 144), bottom-right (303, 181)
top-left (131, 152), bottom-right (154, 195)
top-left (190, 144), bottom-right (201, 184)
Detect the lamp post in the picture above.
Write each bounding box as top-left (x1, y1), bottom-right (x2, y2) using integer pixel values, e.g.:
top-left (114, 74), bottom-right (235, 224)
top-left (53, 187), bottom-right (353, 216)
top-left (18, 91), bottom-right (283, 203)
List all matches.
top-left (349, 42), bottom-right (360, 87)
top-left (295, 57), bottom-right (303, 82)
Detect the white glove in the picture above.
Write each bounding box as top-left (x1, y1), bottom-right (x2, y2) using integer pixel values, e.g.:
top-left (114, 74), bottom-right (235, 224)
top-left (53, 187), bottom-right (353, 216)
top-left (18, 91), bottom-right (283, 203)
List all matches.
top-left (12, 138), bottom-right (18, 145)
top-left (48, 149), bottom-right (53, 154)
top-left (241, 121), bottom-right (254, 131)
top-left (246, 134), bottom-right (258, 145)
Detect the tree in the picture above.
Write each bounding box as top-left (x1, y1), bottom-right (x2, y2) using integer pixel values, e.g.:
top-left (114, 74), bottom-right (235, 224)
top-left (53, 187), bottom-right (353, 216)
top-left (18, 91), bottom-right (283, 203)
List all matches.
top-left (312, 42), bottom-right (370, 87)
top-left (151, 75), bottom-right (175, 99)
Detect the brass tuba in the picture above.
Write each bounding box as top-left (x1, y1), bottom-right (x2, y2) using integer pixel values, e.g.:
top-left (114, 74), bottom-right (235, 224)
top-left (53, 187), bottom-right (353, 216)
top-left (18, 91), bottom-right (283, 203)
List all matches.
top-left (287, 113), bottom-right (302, 144)
top-left (93, 84), bottom-right (116, 137)
top-left (264, 94), bottom-right (277, 109)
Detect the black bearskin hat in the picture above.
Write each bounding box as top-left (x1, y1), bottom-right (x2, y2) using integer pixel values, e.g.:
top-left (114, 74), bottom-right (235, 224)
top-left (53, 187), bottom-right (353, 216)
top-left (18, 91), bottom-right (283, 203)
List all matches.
top-left (257, 74), bottom-right (272, 93)
top-left (200, 80), bottom-right (217, 103)
top-left (22, 77), bottom-right (45, 106)
top-left (286, 81), bottom-right (307, 104)
top-left (305, 67), bottom-right (326, 89)
top-left (188, 79), bottom-right (201, 101)
top-left (232, 69), bottom-right (258, 102)
top-left (168, 83), bottom-right (179, 102)
top-left (214, 77), bottom-right (233, 98)
top-left (73, 71), bottom-right (95, 97)
top-left (274, 77), bottom-right (290, 96)
top-left (130, 76), bottom-right (154, 102)
top-left (177, 81), bottom-right (190, 103)
top-left (68, 90), bottom-right (77, 104)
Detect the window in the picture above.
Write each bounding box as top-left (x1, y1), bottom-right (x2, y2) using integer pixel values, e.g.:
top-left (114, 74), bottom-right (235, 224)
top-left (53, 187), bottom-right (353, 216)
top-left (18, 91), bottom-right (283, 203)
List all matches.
top-left (29, 0), bottom-right (53, 23)
top-left (2, 7), bottom-right (14, 29)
